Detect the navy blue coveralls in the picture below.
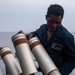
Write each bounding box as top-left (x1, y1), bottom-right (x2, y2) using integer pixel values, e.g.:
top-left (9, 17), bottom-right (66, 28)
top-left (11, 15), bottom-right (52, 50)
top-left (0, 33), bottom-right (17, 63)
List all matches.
top-left (31, 24), bottom-right (75, 75)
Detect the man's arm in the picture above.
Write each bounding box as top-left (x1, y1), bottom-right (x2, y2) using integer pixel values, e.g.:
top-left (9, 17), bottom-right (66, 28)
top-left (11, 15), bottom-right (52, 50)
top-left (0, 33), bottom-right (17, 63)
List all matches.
top-left (59, 35), bottom-right (75, 75)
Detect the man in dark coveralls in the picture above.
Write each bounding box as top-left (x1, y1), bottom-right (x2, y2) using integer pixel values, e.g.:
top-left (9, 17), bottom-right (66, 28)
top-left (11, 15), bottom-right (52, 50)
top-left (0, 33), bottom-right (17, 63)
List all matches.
top-left (26, 4), bottom-right (75, 75)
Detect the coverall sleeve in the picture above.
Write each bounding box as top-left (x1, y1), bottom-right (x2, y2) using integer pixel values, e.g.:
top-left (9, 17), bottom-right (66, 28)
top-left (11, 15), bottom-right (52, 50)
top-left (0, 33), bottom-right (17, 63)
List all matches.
top-left (31, 30), bottom-right (37, 36)
top-left (31, 25), bottom-right (43, 36)
top-left (59, 35), bottom-right (75, 75)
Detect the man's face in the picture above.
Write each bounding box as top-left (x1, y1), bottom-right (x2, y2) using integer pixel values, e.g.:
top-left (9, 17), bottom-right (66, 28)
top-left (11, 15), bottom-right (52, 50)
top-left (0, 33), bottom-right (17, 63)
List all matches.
top-left (46, 15), bottom-right (62, 32)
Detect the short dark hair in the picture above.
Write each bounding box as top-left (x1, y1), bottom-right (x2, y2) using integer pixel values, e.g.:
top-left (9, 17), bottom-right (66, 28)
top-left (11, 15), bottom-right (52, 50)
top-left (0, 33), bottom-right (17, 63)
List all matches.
top-left (47, 4), bottom-right (64, 18)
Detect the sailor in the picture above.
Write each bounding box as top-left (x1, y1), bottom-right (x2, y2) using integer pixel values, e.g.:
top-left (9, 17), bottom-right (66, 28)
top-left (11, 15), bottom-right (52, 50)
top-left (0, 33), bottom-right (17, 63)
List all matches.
top-left (26, 4), bottom-right (75, 75)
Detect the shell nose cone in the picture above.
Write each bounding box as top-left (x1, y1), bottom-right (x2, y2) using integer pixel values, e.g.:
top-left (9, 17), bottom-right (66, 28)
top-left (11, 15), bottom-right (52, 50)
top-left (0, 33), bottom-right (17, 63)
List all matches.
top-left (17, 30), bottom-right (24, 34)
top-left (0, 47), bottom-right (3, 50)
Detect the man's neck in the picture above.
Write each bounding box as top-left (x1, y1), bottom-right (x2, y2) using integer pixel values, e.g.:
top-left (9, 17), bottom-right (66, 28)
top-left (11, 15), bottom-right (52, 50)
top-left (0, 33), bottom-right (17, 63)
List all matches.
top-left (47, 30), bottom-right (53, 40)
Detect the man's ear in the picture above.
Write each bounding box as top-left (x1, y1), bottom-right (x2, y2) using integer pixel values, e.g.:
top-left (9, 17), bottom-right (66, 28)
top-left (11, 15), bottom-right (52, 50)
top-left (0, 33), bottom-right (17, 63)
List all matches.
top-left (45, 15), bottom-right (47, 20)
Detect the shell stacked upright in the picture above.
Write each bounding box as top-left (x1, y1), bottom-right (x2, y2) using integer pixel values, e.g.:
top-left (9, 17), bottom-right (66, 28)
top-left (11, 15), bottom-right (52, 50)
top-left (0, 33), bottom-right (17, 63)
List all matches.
top-left (11, 31), bottom-right (38, 75)
top-left (0, 47), bottom-right (22, 75)
top-left (29, 36), bottom-right (61, 75)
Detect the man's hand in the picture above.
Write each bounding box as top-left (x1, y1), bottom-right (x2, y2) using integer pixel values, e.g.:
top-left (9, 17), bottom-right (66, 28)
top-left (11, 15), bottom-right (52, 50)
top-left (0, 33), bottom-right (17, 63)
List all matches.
top-left (26, 33), bottom-right (33, 40)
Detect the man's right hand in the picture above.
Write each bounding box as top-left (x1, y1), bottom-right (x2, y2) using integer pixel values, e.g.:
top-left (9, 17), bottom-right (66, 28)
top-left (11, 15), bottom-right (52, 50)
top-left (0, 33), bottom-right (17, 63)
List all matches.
top-left (26, 33), bottom-right (33, 40)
